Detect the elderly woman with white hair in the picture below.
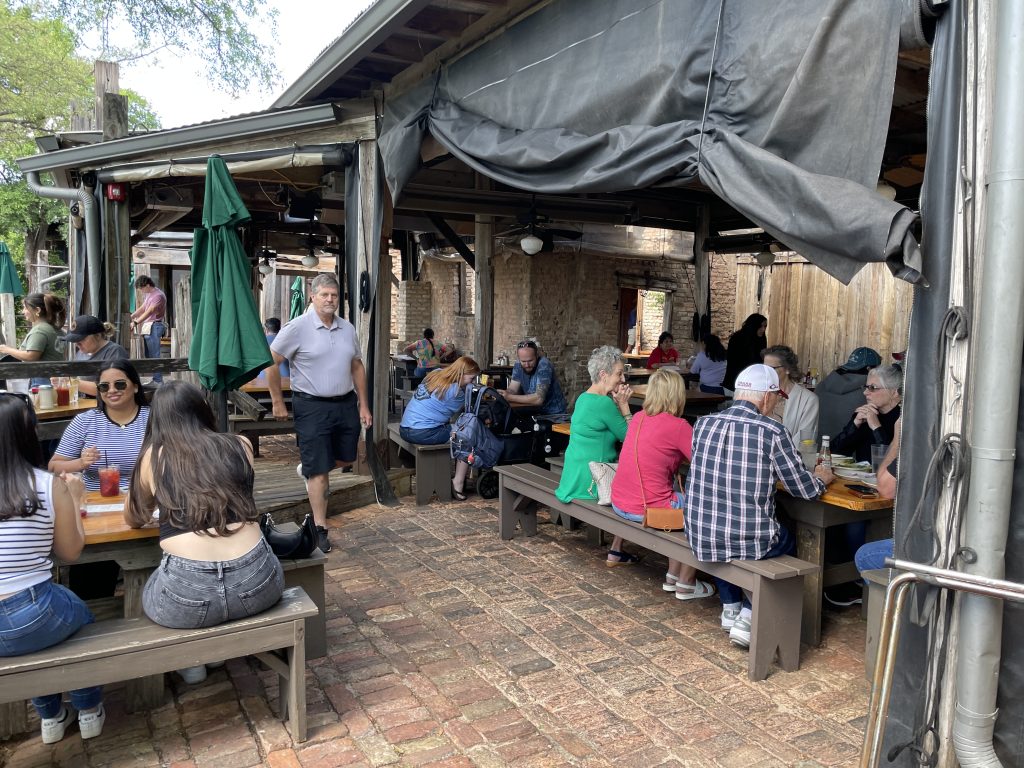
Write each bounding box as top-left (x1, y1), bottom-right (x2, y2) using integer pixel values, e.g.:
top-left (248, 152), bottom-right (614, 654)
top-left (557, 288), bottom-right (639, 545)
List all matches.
top-left (555, 346), bottom-right (636, 564)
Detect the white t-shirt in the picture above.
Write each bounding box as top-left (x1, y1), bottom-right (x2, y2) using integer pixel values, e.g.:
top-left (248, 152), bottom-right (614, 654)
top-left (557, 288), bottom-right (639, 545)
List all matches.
top-left (0, 468), bottom-right (56, 595)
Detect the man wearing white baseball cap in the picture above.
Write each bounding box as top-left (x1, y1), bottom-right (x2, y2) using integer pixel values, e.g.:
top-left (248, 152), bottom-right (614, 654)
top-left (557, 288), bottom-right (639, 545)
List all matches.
top-left (684, 364), bottom-right (835, 649)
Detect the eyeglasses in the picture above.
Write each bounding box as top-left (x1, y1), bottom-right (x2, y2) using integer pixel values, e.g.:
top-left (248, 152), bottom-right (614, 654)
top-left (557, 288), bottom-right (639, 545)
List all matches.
top-left (517, 340), bottom-right (537, 350)
top-left (0, 391), bottom-right (31, 405)
top-left (863, 384), bottom-right (889, 392)
top-left (97, 380), bottom-right (130, 394)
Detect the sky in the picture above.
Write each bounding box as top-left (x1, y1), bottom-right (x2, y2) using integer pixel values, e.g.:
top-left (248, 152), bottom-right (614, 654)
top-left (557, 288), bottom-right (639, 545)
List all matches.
top-left (115, 1), bottom-right (365, 129)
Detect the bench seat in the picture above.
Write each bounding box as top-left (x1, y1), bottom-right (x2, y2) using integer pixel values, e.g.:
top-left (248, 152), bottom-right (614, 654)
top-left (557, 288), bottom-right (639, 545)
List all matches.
top-left (0, 587), bottom-right (318, 741)
top-left (388, 423), bottom-right (452, 505)
top-left (495, 463), bottom-right (818, 681)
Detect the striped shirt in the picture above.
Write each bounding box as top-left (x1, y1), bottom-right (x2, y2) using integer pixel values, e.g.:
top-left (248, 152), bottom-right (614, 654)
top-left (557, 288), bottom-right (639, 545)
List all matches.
top-left (54, 406), bottom-right (150, 492)
top-left (684, 400), bottom-right (825, 562)
top-left (0, 468), bottom-right (56, 595)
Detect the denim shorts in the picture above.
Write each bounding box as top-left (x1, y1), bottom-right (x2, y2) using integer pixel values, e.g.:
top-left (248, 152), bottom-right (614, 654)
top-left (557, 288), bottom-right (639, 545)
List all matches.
top-left (142, 537), bottom-right (284, 629)
top-left (399, 423), bottom-right (451, 445)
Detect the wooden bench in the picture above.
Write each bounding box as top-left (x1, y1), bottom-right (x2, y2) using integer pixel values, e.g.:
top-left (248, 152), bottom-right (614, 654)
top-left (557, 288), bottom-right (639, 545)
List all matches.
top-left (496, 463), bottom-right (819, 681)
top-left (227, 390), bottom-right (295, 457)
top-left (0, 587), bottom-right (318, 742)
top-left (387, 423), bottom-right (452, 505)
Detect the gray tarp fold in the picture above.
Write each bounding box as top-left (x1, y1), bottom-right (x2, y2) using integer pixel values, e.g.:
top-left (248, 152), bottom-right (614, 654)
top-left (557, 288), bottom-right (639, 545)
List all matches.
top-left (380, 0), bottom-right (925, 284)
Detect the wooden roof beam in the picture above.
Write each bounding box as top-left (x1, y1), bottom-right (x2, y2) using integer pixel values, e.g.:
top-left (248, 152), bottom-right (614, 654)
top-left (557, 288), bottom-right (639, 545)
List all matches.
top-left (428, 0), bottom-right (495, 14)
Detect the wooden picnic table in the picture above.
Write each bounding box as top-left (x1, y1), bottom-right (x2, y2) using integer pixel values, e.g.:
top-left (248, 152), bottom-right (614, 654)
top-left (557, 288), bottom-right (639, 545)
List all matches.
top-left (240, 378), bottom-right (291, 394)
top-left (34, 397), bottom-right (98, 421)
top-left (777, 480), bottom-right (893, 646)
top-left (629, 384), bottom-right (726, 413)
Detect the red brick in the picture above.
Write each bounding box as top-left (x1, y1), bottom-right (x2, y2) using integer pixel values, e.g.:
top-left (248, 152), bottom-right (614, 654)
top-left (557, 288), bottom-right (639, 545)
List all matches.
top-left (383, 719), bottom-right (440, 744)
top-left (443, 720), bottom-right (484, 750)
top-left (266, 749), bottom-right (303, 768)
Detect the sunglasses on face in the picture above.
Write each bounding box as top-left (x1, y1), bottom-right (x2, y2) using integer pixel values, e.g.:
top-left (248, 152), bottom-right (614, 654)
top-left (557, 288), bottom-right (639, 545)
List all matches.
top-left (97, 380), bottom-right (130, 394)
top-left (517, 341), bottom-right (537, 350)
top-left (863, 384), bottom-right (888, 392)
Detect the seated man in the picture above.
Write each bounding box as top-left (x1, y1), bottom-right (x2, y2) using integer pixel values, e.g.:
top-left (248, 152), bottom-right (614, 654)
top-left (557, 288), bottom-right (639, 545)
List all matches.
top-left (500, 340), bottom-right (568, 419)
top-left (685, 364), bottom-right (834, 648)
top-left (816, 346), bottom-right (882, 440)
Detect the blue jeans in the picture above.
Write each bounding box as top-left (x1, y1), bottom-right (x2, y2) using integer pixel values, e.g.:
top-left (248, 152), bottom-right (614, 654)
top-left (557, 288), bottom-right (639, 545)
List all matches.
top-left (400, 423), bottom-right (451, 446)
top-left (717, 524), bottom-right (796, 609)
top-left (142, 537), bottom-right (284, 629)
top-left (855, 538), bottom-right (894, 577)
top-left (0, 580), bottom-right (102, 717)
top-left (613, 491), bottom-right (685, 523)
top-left (145, 321), bottom-right (166, 382)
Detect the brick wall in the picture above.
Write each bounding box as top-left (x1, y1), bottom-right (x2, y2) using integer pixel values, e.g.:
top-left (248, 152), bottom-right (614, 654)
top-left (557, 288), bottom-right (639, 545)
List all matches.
top-left (395, 280), bottom-right (432, 352)
top-left (709, 254), bottom-right (738, 341)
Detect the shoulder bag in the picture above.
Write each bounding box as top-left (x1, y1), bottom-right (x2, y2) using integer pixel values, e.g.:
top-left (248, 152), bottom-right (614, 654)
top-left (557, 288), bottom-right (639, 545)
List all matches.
top-left (588, 460), bottom-right (617, 505)
top-left (260, 512), bottom-right (319, 559)
top-left (635, 413), bottom-right (686, 532)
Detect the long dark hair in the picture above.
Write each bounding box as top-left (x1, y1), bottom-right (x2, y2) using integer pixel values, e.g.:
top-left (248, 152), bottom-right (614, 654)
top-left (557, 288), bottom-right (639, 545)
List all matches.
top-left (24, 292), bottom-right (67, 330)
top-left (423, 327), bottom-right (435, 356)
top-left (128, 381), bottom-right (257, 535)
top-left (96, 360), bottom-right (147, 415)
top-left (738, 313), bottom-right (768, 337)
top-left (702, 334), bottom-right (727, 362)
top-left (0, 395), bottom-right (43, 520)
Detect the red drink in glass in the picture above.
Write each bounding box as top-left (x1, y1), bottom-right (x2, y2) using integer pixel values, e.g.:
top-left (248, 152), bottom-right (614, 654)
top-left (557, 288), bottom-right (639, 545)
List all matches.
top-left (99, 465), bottom-right (120, 497)
top-left (56, 386), bottom-right (70, 406)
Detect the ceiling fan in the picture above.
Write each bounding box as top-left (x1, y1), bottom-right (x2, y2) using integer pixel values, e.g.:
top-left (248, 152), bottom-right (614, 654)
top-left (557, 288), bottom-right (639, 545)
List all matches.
top-left (496, 199), bottom-right (583, 254)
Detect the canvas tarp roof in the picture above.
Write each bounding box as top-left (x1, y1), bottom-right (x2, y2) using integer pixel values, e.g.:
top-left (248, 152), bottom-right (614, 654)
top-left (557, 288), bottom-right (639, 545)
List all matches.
top-left (379, 0), bottom-right (927, 285)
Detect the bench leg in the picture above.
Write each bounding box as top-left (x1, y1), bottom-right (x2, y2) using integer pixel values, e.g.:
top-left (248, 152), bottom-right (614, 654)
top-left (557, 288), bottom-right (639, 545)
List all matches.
top-left (793, 521), bottom-right (825, 646)
top-left (285, 621), bottom-right (307, 742)
top-left (284, 566), bottom-right (327, 660)
top-left (499, 487), bottom-right (537, 539)
top-left (122, 567), bottom-right (167, 711)
top-left (0, 702), bottom-right (28, 740)
top-left (415, 450), bottom-right (452, 506)
top-left (748, 577), bottom-right (804, 681)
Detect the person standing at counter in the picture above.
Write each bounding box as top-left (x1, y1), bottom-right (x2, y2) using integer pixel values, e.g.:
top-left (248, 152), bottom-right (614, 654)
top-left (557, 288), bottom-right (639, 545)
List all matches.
top-left (130, 276), bottom-right (166, 381)
top-left (63, 315), bottom-right (129, 398)
top-left (0, 293), bottom-right (66, 385)
top-left (404, 328), bottom-right (442, 379)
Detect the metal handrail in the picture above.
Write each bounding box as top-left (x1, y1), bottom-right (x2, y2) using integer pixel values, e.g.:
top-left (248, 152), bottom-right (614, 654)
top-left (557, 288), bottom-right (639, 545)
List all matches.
top-left (861, 559), bottom-right (1024, 767)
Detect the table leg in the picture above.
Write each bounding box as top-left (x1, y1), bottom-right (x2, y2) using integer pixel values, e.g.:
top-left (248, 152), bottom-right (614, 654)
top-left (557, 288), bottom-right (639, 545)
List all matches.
top-left (793, 521), bottom-right (825, 646)
top-left (121, 567), bottom-right (167, 712)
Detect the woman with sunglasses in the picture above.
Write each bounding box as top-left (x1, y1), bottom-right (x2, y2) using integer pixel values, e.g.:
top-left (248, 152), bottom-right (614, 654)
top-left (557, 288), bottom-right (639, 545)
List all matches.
top-left (831, 363), bottom-right (902, 463)
top-left (48, 360), bottom-right (149, 493)
top-left (125, 381), bottom-right (283, 684)
top-left (0, 393), bottom-right (106, 743)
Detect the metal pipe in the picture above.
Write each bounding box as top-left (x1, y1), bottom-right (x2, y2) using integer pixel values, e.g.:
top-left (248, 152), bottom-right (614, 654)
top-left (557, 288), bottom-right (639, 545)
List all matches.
top-left (952, 2), bottom-right (1024, 765)
top-left (25, 172), bottom-right (100, 314)
top-left (38, 270), bottom-right (70, 286)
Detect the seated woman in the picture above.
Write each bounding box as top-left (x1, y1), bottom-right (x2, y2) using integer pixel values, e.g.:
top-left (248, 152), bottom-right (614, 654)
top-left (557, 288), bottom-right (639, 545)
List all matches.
top-left (0, 393), bottom-right (105, 743)
top-left (610, 369), bottom-right (714, 599)
top-left (832, 364), bottom-right (902, 462)
top-left (646, 332), bottom-right (679, 369)
top-left (49, 360), bottom-right (149, 493)
top-left (689, 334), bottom-right (728, 394)
top-left (125, 380), bottom-right (284, 684)
top-left (404, 328), bottom-right (442, 379)
top-left (399, 356), bottom-right (481, 500)
top-left (555, 346), bottom-right (635, 564)
top-left (62, 315), bottom-right (129, 398)
top-left (761, 345), bottom-right (819, 442)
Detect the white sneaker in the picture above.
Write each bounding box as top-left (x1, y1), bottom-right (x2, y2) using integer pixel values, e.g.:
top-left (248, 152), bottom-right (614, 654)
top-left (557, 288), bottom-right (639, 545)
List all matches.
top-left (729, 608), bottom-right (752, 648)
top-left (296, 462), bottom-right (309, 491)
top-left (720, 602), bottom-right (742, 631)
top-left (177, 665), bottom-right (207, 684)
top-left (78, 705), bottom-right (106, 740)
top-left (40, 705), bottom-right (72, 744)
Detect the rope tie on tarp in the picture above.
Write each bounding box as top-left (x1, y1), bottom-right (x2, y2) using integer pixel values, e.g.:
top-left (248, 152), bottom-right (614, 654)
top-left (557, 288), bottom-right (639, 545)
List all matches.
top-left (695, 0), bottom-right (726, 170)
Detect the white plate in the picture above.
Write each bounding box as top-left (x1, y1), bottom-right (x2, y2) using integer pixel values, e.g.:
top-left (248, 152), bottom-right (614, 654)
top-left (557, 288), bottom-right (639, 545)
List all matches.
top-left (834, 468), bottom-right (877, 485)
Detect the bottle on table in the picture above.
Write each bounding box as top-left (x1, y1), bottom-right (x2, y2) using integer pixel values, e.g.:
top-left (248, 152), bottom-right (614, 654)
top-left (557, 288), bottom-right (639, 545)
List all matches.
top-left (55, 377), bottom-right (70, 407)
top-left (817, 435), bottom-right (833, 469)
top-left (69, 376), bottom-right (79, 405)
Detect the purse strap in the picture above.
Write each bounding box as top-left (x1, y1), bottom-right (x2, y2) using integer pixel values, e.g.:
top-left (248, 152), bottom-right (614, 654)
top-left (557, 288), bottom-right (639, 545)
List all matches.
top-left (633, 412), bottom-right (651, 512)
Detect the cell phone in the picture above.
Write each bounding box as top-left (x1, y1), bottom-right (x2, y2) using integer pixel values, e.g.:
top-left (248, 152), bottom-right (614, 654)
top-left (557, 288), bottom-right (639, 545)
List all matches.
top-left (846, 483), bottom-right (878, 498)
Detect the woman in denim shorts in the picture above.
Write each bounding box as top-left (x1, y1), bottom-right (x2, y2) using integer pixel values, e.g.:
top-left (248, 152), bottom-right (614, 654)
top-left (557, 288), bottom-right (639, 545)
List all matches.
top-left (125, 382), bottom-right (284, 685)
top-left (0, 393), bottom-right (106, 743)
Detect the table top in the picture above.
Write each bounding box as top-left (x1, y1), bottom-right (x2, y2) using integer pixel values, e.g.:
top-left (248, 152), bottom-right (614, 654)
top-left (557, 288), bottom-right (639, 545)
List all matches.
top-left (35, 398), bottom-right (98, 421)
top-left (629, 385), bottom-right (726, 404)
top-left (819, 480), bottom-right (895, 512)
top-left (82, 491), bottom-right (157, 545)
top-left (551, 422), bottom-right (571, 436)
top-left (623, 352), bottom-right (649, 362)
top-left (624, 367), bottom-right (653, 378)
top-left (240, 378), bottom-right (291, 394)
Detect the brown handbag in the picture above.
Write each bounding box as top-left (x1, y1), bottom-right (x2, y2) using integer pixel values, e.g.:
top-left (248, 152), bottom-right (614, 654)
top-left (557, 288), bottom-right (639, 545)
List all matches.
top-left (634, 413), bottom-right (686, 532)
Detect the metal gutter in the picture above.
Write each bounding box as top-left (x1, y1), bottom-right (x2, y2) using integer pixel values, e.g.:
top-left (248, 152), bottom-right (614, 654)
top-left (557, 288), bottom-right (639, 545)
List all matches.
top-left (271, 0), bottom-right (433, 108)
top-left (17, 103), bottom-right (348, 174)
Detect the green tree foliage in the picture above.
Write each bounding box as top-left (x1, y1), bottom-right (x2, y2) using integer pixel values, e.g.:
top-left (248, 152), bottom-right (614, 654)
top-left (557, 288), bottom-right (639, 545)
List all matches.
top-left (31, 0), bottom-right (280, 94)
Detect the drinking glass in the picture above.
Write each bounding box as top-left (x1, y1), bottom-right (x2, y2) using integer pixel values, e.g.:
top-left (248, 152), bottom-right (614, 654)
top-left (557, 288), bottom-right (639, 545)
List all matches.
top-left (99, 465), bottom-right (121, 497)
top-left (871, 444), bottom-right (890, 475)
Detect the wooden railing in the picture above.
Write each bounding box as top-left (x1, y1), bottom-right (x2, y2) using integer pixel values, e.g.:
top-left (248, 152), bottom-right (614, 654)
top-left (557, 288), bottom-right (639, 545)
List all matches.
top-left (0, 358), bottom-right (191, 382)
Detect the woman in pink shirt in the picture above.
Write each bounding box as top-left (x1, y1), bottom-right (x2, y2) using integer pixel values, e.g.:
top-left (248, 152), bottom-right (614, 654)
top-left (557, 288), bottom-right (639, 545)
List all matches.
top-left (610, 369), bottom-right (715, 600)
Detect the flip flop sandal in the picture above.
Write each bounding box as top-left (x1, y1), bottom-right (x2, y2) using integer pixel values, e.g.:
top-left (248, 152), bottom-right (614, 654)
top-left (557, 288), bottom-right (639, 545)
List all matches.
top-left (605, 550), bottom-right (642, 567)
top-left (674, 579), bottom-right (717, 601)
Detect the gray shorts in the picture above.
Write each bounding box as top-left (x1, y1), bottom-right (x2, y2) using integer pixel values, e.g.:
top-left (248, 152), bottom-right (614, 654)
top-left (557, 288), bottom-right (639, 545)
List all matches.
top-left (142, 537), bottom-right (284, 629)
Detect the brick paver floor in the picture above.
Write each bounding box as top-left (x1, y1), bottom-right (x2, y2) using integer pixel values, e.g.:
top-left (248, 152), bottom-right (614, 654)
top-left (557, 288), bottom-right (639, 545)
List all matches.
top-left (2, 494), bottom-right (870, 767)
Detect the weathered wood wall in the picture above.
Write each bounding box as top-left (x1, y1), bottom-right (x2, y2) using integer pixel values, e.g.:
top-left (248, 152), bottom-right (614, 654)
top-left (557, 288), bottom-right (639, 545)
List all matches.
top-left (734, 256), bottom-right (914, 376)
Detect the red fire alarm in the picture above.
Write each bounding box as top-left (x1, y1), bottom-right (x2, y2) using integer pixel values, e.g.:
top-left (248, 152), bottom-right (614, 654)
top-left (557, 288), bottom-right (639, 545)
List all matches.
top-left (105, 183), bottom-right (126, 202)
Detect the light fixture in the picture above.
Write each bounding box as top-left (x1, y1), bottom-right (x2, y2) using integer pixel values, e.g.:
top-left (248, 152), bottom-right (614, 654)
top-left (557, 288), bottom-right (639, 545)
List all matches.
top-left (301, 253), bottom-right (319, 268)
top-left (755, 250), bottom-right (776, 267)
top-left (876, 181), bottom-right (898, 201)
top-left (521, 233), bottom-right (544, 255)
top-left (258, 258), bottom-right (273, 276)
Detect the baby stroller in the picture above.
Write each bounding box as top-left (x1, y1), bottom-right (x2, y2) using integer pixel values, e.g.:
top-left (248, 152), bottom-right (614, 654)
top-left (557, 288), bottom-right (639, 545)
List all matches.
top-left (451, 384), bottom-right (566, 499)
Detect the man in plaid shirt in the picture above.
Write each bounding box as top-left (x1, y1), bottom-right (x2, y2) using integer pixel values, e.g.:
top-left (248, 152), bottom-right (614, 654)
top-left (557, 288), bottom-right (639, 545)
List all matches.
top-left (685, 364), bottom-right (834, 648)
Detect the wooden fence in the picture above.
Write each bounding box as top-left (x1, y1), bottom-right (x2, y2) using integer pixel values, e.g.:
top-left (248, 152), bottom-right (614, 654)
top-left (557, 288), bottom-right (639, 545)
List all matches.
top-left (733, 256), bottom-right (914, 376)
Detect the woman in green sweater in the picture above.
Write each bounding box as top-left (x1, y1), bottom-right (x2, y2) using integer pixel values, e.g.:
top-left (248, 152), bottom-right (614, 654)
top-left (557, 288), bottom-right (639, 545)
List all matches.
top-left (555, 345), bottom-right (635, 563)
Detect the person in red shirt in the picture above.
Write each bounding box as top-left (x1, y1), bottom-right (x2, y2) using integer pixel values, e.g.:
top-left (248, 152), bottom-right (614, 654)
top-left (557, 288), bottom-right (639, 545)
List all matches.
top-left (646, 332), bottom-right (679, 369)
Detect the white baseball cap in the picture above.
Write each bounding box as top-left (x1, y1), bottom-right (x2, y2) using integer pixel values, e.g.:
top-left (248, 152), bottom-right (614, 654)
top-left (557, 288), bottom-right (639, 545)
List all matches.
top-left (735, 364), bottom-right (788, 399)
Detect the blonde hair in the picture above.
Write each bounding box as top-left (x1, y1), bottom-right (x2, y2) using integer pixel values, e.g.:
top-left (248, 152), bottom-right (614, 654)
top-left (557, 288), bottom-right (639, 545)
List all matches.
top-left (423, 356), bottom-right (480, 396)
top-left (643, 369), bottom-right (687, 417)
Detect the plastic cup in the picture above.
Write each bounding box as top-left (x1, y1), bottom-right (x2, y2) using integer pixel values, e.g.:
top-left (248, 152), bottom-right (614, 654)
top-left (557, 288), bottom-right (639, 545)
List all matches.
top-left (99, 465), bottom-right (120, 497)
top-left (55, 383), bottom-right (70, 407)
top-left (871, 444), bottom-right (890, 475)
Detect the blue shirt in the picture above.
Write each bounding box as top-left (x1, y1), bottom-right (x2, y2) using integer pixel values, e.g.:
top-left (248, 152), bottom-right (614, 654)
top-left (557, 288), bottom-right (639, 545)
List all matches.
top-left (258, 333), bottom-right (290, 379)
top-left (54, 406), bottom-right (150, 492)
top-left (684, 400), bottom-right (824, 561)
top-left (511, 357), bottom-right (567, 416)
top-left (401, 383), bottom-right (465, 430)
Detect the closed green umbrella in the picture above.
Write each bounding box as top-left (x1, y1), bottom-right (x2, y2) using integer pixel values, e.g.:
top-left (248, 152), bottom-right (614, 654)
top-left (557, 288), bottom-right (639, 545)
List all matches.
top-left (0, 243), bottom-right (23, 297)
top-left (189, 156), bottom-right (272, 391)
top-left (289, 276), bottom-right (305, 320)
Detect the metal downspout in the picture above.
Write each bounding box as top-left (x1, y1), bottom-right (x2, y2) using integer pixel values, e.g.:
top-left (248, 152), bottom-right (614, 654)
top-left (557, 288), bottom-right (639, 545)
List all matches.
top-left (952, 2), bottom-right (1024, 766)
top-left (25, 172), bottom-right (101, 314)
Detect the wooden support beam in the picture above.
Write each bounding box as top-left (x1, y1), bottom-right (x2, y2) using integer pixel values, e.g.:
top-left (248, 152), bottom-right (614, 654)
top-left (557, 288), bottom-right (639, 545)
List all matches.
top-left (692, 204), bottom-right (711, 343)
top-left (474, 173), bottom-right (494, 365)
top-left (0, 294), bottom-right (16, 350)
top-left (425, 212), bottom-right (475, 269)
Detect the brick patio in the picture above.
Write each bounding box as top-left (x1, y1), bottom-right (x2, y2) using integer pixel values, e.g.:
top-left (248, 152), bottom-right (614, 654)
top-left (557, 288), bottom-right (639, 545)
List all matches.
top-left (1, 492), bottom-right (870, 767)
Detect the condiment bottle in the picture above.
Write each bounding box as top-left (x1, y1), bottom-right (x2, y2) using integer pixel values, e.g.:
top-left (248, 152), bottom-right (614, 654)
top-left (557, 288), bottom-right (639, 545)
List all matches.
top-left (817, 435), bottom-right (833, 469)
top-left (37, 384), bottom-right (55, 409)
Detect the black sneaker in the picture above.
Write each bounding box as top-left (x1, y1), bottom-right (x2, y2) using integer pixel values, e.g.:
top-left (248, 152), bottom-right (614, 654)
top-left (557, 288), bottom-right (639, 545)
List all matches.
top-left (316, 525), bottom-right (332, 553)
top-left (824, 582), bottom-right (863, 608)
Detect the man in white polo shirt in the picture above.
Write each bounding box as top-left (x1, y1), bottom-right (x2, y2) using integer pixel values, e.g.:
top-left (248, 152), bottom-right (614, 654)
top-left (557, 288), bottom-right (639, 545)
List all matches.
top-left (266, 273), bottom-right (371, 553)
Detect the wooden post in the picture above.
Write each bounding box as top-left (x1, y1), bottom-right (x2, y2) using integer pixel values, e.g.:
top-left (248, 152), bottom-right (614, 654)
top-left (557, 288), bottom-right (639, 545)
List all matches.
top-left (173, 276), bottom-right (199, 386)
top-left (474, 173), bottom-right (494, 365)
top-left (101, 88), bottom-right (132, 336)
top-left (692, 204), bottom-right (711, 346)
top-left (0, 294), bottom-right (16, 348)
top-left (93, 61), bottom-right (119, 131)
